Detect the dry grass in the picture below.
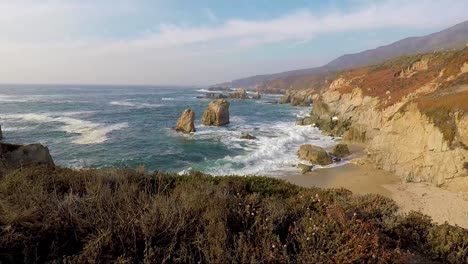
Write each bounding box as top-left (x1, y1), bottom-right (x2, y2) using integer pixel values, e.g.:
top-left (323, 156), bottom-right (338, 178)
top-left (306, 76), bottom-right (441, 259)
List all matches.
top-left (0, 166), bottom-right (467, 263)
top-left (415, 91), bottom-right (468, 144)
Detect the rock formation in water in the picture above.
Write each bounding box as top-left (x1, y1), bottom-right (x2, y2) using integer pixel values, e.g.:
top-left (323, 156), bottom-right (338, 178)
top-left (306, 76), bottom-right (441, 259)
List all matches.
top-left (196, 93), bottom-right (227, 99)
top-left (229, 88), bottom-right (248, 99)
top-left (297, 144), bottom-right (333, 165)
top-left (240, 133), bottom-right (256, 140)
top-left (201, 99), bottom-right (230, 126)
top-left (0, 142), bottom-right (55, 171)
top-left (0, 125), bottom-right (2, 140)
top-left (175, 109), bottom-right (196, 133)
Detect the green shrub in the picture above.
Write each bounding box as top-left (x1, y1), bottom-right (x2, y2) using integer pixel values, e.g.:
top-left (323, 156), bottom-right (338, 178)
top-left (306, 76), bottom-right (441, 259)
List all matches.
top-left (0, 166), bottom-right (466, 263)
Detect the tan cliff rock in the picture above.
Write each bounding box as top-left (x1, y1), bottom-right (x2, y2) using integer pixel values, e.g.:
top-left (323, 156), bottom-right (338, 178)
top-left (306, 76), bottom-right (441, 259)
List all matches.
top-left (202, 99), bottom-right (230, 126)
top-left (175, 109), bottom-right (196, 133)
top-left (229, 88), bottom-right (248, 99)
top-left (293, 49), bottom-right (468, 186)
top-left (298, 144), bottom-right (333, 165)
top-left (367, 104), bottom-right (468, 185)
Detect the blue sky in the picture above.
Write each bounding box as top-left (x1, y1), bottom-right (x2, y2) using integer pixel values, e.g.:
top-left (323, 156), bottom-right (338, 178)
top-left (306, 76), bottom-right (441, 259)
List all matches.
top-left (0, 0), bottom-right (466, 85)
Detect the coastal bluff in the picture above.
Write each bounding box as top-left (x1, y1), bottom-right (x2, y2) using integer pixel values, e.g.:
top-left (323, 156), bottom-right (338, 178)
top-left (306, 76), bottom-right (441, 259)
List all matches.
top-left (269, 48), bottom-right (468, 186)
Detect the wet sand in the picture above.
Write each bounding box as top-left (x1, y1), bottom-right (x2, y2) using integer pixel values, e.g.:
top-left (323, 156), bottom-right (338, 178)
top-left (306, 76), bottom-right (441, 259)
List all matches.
top-left (283, 144), bottom-right (468, 229)
top-left (285, 162), bottom-right (398, 197)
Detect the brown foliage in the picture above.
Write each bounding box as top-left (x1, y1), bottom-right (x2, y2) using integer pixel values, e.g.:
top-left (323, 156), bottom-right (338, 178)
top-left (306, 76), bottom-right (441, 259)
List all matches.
top-left (0, 167), bottom-right (466, 263)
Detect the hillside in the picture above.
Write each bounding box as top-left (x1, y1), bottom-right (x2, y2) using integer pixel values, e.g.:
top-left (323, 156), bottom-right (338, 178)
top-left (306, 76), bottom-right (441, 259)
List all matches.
top-left (220, 20), bottom-right (468, 89)
top-left (284, 48), bottom-right (468, 187)
top-left (1, 166), bottom-right (467, 263)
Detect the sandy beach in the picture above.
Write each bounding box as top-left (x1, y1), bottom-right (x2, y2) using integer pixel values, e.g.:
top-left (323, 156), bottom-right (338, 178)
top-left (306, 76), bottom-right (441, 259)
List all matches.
top-left (284, 144), bottom-right (468, 229)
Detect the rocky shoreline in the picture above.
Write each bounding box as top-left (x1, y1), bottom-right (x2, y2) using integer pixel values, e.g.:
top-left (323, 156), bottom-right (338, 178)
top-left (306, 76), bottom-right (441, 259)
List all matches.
top-left (268, 49), bottom-right (468, 189)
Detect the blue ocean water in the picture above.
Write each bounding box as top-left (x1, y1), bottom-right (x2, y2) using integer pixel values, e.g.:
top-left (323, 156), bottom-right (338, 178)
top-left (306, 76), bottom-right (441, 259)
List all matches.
top-left (0, 85), bottom-right (336, 176)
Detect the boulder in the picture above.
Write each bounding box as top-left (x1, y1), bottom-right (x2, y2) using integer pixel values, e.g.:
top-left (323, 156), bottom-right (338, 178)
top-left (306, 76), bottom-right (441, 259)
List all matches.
top-left (298, 164), bottom-right (313, 174)
top-left (291, 96), bottom-right (310, 107)
top-left (0, 143), bottom-right (55, 170)
top-left (175, 109), bottom-right (196, 133)
top-left (331, 144), bottom-right (350, 158)
top-left (297, 144), bottom-right (333, 165)
top-left (279, 92), bottom-right (291, 104)
top-left (251, 91), bottom-right (261, 99)
top-left (229, 88), bottom-right (248, 99)
top-left (342, 126), bottom-right (367, 142)
top-left (202, 99), bottom-right (230, 126)
top-left (240, 133), bottom-right (256, 140)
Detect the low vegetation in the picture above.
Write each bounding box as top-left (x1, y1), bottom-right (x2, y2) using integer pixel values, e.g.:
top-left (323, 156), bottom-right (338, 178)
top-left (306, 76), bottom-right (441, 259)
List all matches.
top-left (0, 166), bottom-right (467, 263)
top-left (416, 91), bottom-right (468, 144)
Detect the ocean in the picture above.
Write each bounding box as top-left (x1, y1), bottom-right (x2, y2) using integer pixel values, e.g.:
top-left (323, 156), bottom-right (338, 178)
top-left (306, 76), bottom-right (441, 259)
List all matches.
top-left (0, 85), bottom-right (337, 176)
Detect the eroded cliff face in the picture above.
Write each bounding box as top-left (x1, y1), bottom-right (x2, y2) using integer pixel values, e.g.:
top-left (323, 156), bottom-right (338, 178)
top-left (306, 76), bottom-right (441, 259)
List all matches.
top-left (368, 104), bottom-right (467, 185)
top-left (296, 49), bottom-right (468, 186)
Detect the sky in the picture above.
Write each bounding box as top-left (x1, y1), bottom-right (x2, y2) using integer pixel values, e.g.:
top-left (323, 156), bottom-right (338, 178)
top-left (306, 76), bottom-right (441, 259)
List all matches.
top-left (0, 0), bottom-right (467, 86)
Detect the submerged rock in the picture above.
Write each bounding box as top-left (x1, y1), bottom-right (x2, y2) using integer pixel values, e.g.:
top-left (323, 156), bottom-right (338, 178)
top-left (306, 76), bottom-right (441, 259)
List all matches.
top-left (331, 144), bottom-right (350, 158)
top-left (297, 144), bottom-right (333, 165)
top-left (202, 99), bottom-right (230, 126)
top-left (175, 109), bottom-right (196, 133)
top-left (297, 163), bottom-right (313, 174)
top-left (240, 133), bottom-right (256, 140)
top-left (251, 91), bottom-right (261, 100)
top-left (229, 88), bottom-right (248, 99)
top-left (0, 142), bottom-right (54, 170)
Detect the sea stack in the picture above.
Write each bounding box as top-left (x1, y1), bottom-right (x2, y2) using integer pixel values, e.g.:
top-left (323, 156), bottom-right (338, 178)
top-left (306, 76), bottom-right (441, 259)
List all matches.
top-left (175, 109), bottom-right (196, 133)
top-left (229, 88), bottom-right (248, 99)
top-left (202, 99), bottom-right (230, 126)
top-left (0, 125), bottom-right (3, 140)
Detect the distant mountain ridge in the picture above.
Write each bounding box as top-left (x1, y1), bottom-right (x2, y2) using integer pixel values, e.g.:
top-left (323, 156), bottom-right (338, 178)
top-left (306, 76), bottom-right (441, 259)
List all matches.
top-left (218, 20), bottom-right (468, 88)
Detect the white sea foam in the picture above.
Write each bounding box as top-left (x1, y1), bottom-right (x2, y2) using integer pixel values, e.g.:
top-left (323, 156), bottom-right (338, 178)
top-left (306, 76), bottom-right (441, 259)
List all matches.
top-left (189, 118), bottom-right (337, 176)
top-left (110, 101), bottom-right (162, 108)
top-left (161, 97), bottom-right (175, 101)
top-left (230, 116), bottom-right (246, 123)
top-left (3, 112), bottom-right (128, 145)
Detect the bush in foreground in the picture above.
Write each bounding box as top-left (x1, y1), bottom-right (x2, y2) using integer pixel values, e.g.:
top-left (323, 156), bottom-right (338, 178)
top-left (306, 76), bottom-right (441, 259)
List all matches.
top-left (0, 166), bottom-right (466, 263)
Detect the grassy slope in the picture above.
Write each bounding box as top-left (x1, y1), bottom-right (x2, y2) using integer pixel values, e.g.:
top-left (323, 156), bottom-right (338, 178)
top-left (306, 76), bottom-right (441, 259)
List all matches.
top-left (0, 166), bottom-right (467, 263)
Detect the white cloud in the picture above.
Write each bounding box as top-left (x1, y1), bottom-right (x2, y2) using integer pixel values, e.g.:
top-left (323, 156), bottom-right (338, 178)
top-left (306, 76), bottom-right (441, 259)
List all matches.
top-left (0, 0), bottom-right (466, 85)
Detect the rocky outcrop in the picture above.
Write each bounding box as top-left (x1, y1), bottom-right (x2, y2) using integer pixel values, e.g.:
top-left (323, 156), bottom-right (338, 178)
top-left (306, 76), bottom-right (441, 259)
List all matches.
top-left (240, 133), bottom-right (256, 140)
top-left (196, 93), bottom-right (227, 99)
top-left (202, 99), bottom-right (230, 126)
top-left (331, 144), bottom-right (350, 158)
top-left (279, 91), bottom-right (291, 104)
top-left (251, 91), bottom-right (261, 99)
top-left (297, 164), bottom-right (313, 174)
top-left (297, 144), bottom-right (333, 165)
top-left (279, 90), bottom-right (314, 106)
top-left (229, 88), bottom-right (248, 99)
top-left (367, 104), bottom-right (468, 185)
top-left (175, 109), bottom-right (196, 133)
top-left (0, 143), bottom-right (54, 171)
top-left (304, 50), bottom-right (468, 186)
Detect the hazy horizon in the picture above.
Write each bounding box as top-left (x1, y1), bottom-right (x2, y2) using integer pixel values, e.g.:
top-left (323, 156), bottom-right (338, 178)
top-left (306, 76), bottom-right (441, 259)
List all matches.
top-left (1, 0), bottom-right (467, 86)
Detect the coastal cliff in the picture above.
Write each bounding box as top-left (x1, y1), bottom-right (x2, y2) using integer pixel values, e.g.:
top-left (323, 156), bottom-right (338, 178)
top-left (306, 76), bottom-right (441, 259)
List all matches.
top-left (269, 48), bottom-right (468, 186)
